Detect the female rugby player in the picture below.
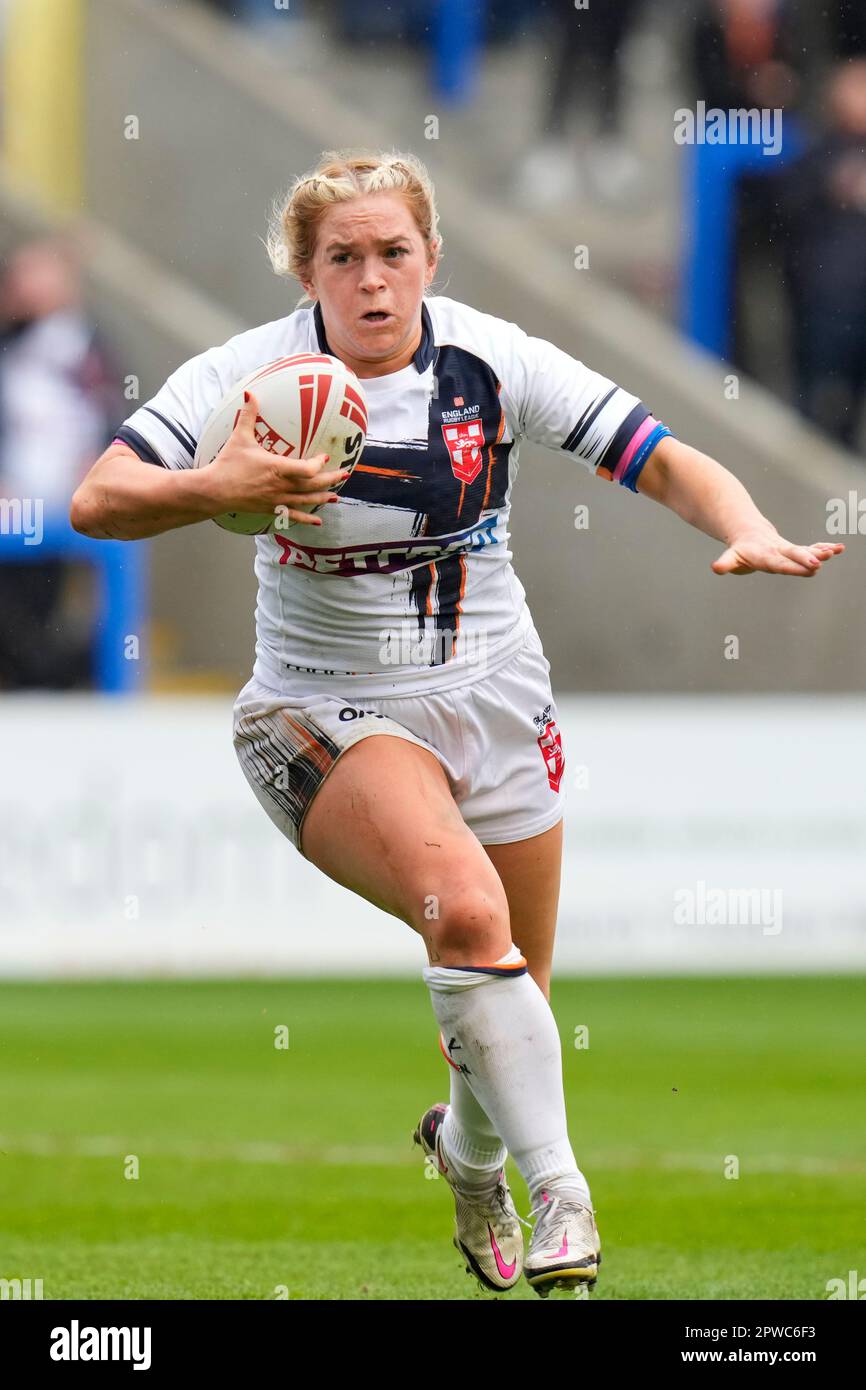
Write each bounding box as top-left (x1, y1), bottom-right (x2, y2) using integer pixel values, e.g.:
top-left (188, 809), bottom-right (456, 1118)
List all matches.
top-left (71, 151), bottom-right (843, 1298)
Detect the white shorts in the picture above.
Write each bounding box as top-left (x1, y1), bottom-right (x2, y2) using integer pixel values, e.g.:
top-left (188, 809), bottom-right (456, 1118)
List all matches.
top-left (232, 625), bottom-right (566, 856)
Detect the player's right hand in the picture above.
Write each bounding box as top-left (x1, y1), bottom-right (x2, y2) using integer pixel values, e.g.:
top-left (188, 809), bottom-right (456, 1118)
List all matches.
top-left (202, 389), bottom-right (350, 525)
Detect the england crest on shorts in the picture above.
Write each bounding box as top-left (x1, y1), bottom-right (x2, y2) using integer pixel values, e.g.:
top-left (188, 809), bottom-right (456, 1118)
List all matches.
top-left (442, 419), bottom-right (485, 484)
top-left (533, 705), bottom-right (564, 792)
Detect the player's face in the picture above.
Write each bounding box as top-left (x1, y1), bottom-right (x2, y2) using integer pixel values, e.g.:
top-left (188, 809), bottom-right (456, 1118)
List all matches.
top-left (302, 193), bottom-right (438, 378)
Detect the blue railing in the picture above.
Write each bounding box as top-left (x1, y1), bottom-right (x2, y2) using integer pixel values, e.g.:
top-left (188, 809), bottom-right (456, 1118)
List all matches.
top-left (0, 518), bottom-right (146, 692)
top-left (432, 0), bottom-right (484, 104)
top-left (680, 116), bottom-right (806, 359)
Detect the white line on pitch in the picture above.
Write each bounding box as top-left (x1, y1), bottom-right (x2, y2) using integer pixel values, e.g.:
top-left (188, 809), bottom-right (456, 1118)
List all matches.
top-left (0, 1133), bottom-right (862, 1177)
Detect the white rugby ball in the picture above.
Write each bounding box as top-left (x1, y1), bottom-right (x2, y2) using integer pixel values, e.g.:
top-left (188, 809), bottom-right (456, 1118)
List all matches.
top-left (194, 352), bottom-right (368, 534)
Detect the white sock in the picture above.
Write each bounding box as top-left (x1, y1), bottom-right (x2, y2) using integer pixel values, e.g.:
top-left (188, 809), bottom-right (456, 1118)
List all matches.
top-left (438, 1032), bottom-right (507, 1193)
top-left (423, 944), bottom-right (592, 1210)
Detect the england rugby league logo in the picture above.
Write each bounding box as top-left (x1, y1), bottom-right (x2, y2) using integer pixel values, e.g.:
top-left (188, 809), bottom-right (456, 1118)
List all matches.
top-left (532, 703), bottom-right (564, 792)
top-left (441, 402), bottom-right (485, 485)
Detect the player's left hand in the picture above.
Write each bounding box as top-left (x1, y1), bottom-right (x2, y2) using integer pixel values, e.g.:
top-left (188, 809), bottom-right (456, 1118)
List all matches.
top-left (712, 529), bottom-right (845, 577)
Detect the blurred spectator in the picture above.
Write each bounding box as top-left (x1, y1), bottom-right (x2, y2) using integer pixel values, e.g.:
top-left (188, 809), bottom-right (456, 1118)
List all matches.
top-left (779, 60), bottom-right (866, 448)
top-left (513, 0), bottom-right (647, 208)
top-left (0, 237), bottom-right (117, 688)
top-left (828, 0), bottom-right (866, 60)
top-left (692, 0), bottom-right (803, 115)
top-left (683, 0), bottom-right (809, 369)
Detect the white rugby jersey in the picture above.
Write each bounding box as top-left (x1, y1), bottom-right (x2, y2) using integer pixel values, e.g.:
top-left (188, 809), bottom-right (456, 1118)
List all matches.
top-left (115, 295), bottom-right (671, 696)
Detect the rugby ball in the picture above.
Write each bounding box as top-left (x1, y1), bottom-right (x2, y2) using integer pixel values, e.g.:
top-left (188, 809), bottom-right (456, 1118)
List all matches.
top-left (194, 353), bottom-right (368, 534)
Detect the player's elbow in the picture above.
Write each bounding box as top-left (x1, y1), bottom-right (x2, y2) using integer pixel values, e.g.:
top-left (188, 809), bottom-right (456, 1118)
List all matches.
top-left (71, 450), bottom-right (133, 538)
top-left (69, 484), bottom-right (92, 535)
top-left (69, 482), bottom-right (101, 537)
top-left (70, 477), bottom-right (121, 539)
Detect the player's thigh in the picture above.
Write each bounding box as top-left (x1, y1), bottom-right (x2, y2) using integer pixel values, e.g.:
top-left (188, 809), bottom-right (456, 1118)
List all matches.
top-left (484, 819), bottom-right (563, 1000)
top-left (301, 734), bottom-right (511, 965)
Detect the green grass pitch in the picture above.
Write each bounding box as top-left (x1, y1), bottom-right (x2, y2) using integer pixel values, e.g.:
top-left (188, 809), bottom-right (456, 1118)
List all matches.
top-left (0, 976), bottom-right (863, 1300)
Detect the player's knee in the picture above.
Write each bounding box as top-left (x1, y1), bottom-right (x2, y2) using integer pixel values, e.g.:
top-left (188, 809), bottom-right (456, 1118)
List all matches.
top-left (422, 881), bottom-right (511, 965)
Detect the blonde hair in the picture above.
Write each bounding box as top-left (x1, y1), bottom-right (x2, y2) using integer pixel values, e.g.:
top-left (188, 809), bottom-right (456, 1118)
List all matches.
top-left (265, 149), bottom-right (441, 298)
